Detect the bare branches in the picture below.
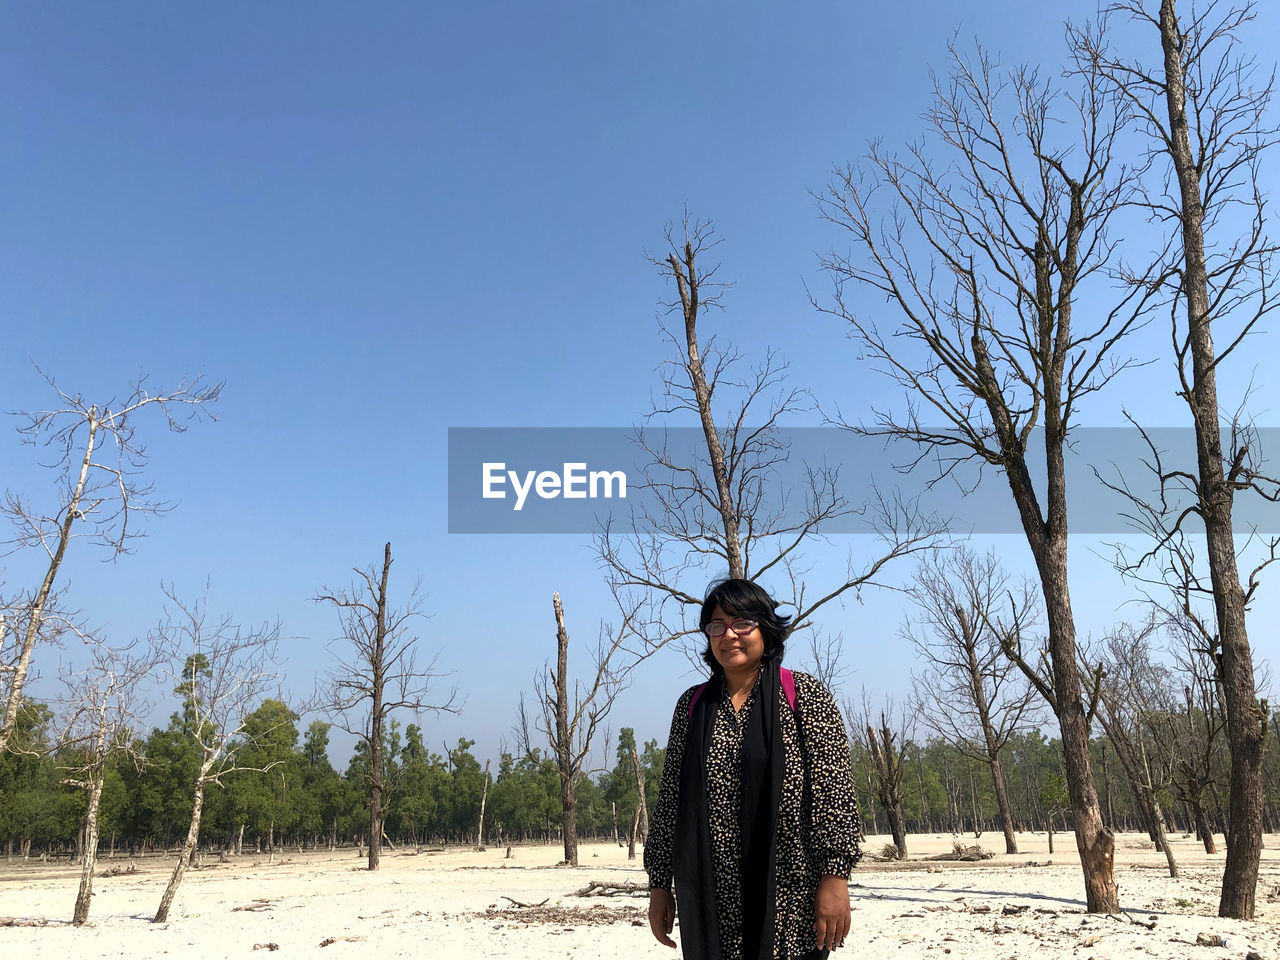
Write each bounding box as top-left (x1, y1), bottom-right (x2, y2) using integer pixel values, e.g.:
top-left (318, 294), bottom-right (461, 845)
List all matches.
top-left (56, 633), bottom-right (165, 924)
top-left (535, 589), bottom-right (640, 866)
top-left (150, 585), bottom-right (285, 923)
top-left (316, 542), bottom-right (456, 871)
top-left (849, 692), bottom-right (913, 859)
top-left (815, 34), bottom-right (1135, 913)
top-left (6, 370), bottom-right (222, 560)
top-left (1074, 3), bottom-right (1274, 916)
top-left (905, 547), bottom-right (1041, 761)
top-left (904, 545), bottom-right (1043, 854)
top-left (57, 636), bottom-right (161, 775)
top-left (0, 371), bottom-right (220, 756)
top-left (603, 214), bottom-right (944, 664)
top-left (318, 546), bottom-right (458, 741)
top-left (1085, 616), bottom-right (1182, 876)
top-left (813, 43), bottom-right (1149, 516)
top-left (153, 586), bottom-right (284, 789)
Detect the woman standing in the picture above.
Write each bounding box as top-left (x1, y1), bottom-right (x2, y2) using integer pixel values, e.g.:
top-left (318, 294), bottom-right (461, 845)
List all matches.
top-left (645, 578), bottom-right (862, 960)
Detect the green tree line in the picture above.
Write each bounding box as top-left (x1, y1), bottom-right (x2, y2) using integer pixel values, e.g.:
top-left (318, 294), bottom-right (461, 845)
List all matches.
top-left (6, 691), bottom-right (1279, 863)
top-left (0, 699), bottom-right (665, 860)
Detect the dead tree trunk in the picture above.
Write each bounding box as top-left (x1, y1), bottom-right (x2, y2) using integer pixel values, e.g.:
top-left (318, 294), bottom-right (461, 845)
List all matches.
top-left (990, 756), bottom-right (1016, 854)
top-left (628, 805), bottom-right (642, 860)
top-left (476, 759), bottom-right (490, 850)
top-left (630, 748), bottom-right (649, 845)
top-left (552, 593), bottom-right (578, 867)
top-left (71, 777), bottom-right (104, 925)
top-left (865, 716), bottom-right (907, 859)
top-left (1, 378), bottom-right (220, 756)
top-left (1154, 0), bottom-right (1266, 917)
top-left (155, 776), bottom-right (207, 923)
top-left (2, 412), bottom-right (99, 757)
top-left (366, 545), bottom-right (392, 872)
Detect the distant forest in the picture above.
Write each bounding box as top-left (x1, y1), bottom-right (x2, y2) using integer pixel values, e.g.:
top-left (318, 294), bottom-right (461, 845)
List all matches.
top-left (5, 695), bottom-right (1279, 861)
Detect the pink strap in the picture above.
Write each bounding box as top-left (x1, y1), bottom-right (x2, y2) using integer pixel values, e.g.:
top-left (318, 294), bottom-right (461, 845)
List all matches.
top-left (688, 667), bottom-right (797, 719)
top-left (780, 667), bottom-right (796, 710)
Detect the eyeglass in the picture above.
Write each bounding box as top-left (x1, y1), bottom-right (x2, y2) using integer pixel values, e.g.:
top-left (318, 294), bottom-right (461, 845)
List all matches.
top-left (704, 618), bottom-right (758, 638)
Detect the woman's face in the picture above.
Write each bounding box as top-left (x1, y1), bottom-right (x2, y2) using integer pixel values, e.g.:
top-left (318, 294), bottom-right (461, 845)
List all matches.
top-left (707, 604), bottom-right (765, 675)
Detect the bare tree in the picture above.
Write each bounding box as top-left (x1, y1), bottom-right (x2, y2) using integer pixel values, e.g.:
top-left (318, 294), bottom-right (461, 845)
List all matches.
top-left (1165, 608), bottom-right (1227, 852)
top-left (904, 547), bottom-right (1041, 853)
top-left (57, 636), bottom-right (160, 924)
top-left (814, 37), bottom-right (1149, 911)
top-left (1089, 620), bottom-right (1181, 878)
top-left (536, 591), bottom-right (637, 866)
top-left (1072, 0), bottom-right (1276, 918)
top-left (629, 747), bottom-right (650, 860)
top-left (476, 758), bottom-right (490, 850)
top-left (599, 216), bottom-right (943, 663)
top-left (151, 590), bottom-right (283, 923)
top-left (852, 696), bottom-right (911, 859)
top-left (0, 372), bottom-right (221, 756)
top-left (803, 631), bottom-right (850, 696)
top-left (318, 542), bottom-right (457, 871)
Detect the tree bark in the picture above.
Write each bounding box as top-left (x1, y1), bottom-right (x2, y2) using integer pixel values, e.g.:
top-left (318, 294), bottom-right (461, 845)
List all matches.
top-left (552, 593), bottom-right (578, 866)
top-left (475, 759), bottom-right (490, 850)
top-left (1032, 535), bottom-right (1117, 912)
top-left (72, 777), bottom-right (103, 925)
top-left (154, 777), bottom-right (206, 923)
top-left (630, 748), bottom-right (649, 845)
top-left (1145, 784), bottom-right (1179, 879)
top-left (990, 756), bottom-right (1017, 855)
top-left (1193, 799), bottom-right (1217, 855)
top-left (367, 543), bottom-right (392, 872)
top-left (668, 243), bottom-right (742, 578)
top-left (866, 718), bottom-right (907, 859)
top-left (0, 413), bottom-right (98, 755)
top-left (1156, 0), bottom-right (1266, 919)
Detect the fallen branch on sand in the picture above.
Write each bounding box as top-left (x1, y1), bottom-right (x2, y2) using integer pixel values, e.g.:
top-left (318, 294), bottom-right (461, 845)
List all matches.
top-left (0, 917), bottom-right (49, 927)
top-left (320, 936), bottom-right (366, 946)
top-left (571, 880), bottom-right (650, 898)
top-left (925, 845), bottom-right (993, 862)
top-left (475, 904), bottom-right (645, 926)
top-left (500, 896), bottom-right (550, 908)
top-left (232, 899), bottom-right (275, 912)
top-left (1107, 911), bottom-right (1157, 931)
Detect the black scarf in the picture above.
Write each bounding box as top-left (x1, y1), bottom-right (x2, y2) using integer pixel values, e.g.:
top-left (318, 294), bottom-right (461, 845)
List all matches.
top-left (673, 660), bottom-right (785, 960)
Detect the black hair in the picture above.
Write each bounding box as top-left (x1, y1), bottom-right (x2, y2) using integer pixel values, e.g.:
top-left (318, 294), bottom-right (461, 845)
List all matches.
top-left (699, 578), bottom-right (792, 675)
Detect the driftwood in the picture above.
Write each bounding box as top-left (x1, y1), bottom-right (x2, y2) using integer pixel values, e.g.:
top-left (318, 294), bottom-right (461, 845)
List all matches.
top-left (0, 917), bottom-right (49, 927)
top-left (571, 879), bottom-right (650, 898)
top-left (925, 845), bottom-right (993, 862)
top-left (476, 904), bottom-right (646, 926)
top-left (500, 896), bottom-right (550, 908)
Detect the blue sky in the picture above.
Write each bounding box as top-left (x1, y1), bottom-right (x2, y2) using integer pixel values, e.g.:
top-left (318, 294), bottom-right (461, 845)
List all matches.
top-left (2, 1), bottom-right (1278, 768)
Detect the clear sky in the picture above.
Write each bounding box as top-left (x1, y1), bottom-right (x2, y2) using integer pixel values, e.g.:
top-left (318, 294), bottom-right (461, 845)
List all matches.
top-left (2, 2), bottom-right (1278, 769)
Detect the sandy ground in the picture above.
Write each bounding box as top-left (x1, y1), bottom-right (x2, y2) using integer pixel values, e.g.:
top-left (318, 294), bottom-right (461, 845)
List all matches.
top-left (1, 832), bottom-right (1278, 959)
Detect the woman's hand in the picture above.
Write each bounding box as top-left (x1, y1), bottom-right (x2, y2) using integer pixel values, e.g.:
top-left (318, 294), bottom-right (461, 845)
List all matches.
top-left (813, 874), bottom-right (851, 951)
top-left (648, 888), bottom-right (677, 948)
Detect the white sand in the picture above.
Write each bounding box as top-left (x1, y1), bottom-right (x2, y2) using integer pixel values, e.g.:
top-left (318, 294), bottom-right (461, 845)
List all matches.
top-left (2, 832), bottom-right (1278, 959)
